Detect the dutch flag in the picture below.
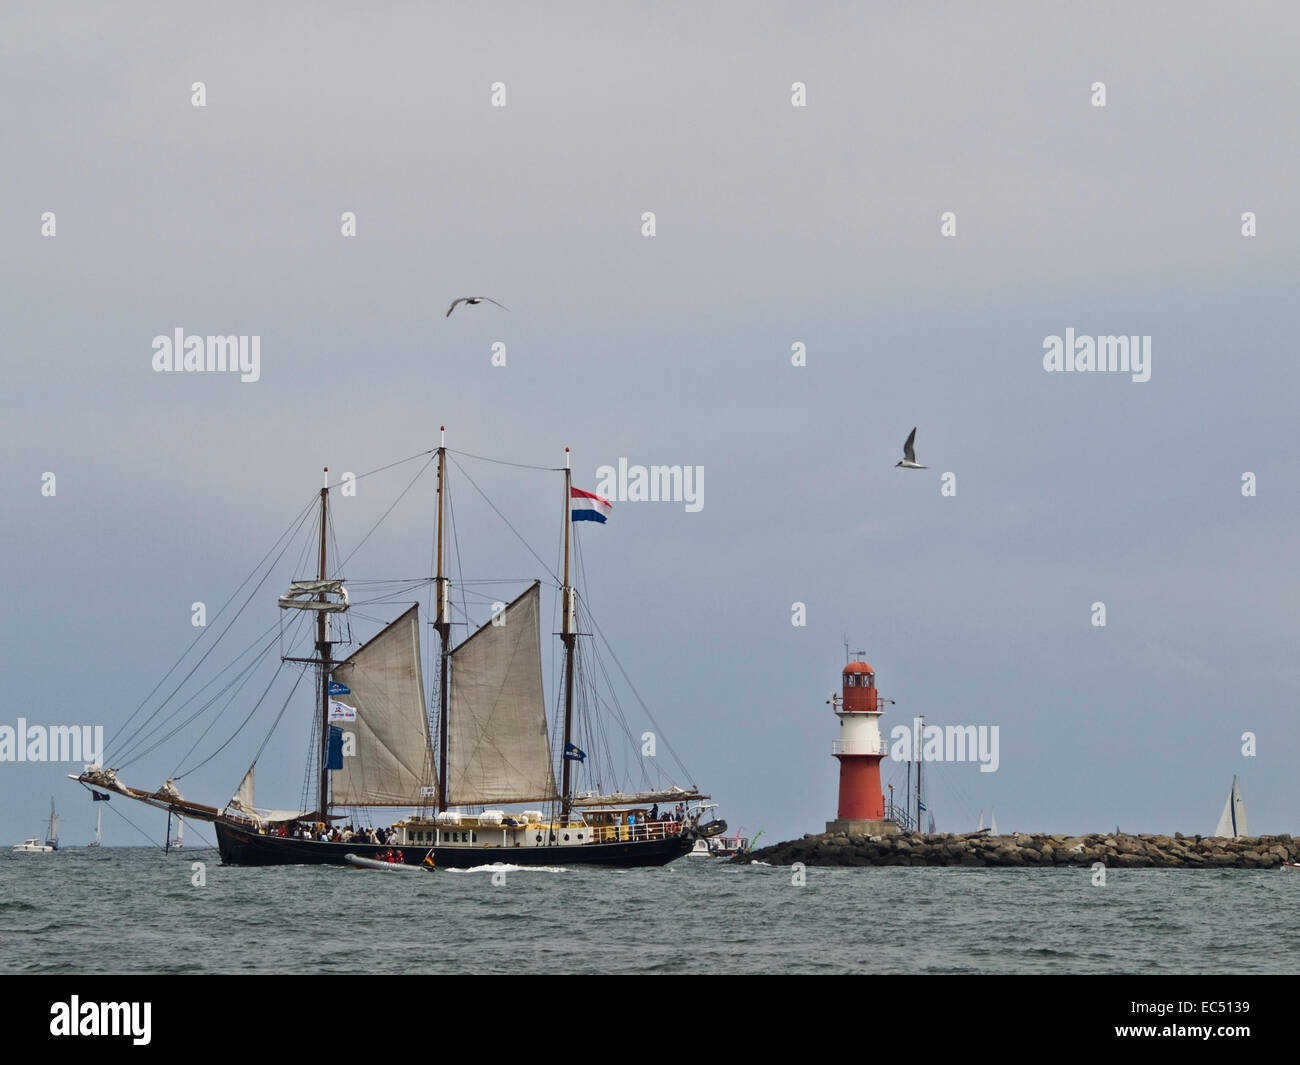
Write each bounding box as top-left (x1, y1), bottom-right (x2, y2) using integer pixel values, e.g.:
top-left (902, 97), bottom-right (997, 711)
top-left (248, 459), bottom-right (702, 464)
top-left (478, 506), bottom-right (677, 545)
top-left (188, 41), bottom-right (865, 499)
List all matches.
top-left (571, 486), bottom-right (612, 524)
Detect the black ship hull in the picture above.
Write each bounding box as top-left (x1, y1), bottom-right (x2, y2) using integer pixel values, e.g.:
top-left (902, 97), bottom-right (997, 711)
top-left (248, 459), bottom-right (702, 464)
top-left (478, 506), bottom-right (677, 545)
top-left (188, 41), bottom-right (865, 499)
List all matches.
top-left (215, 819), bottom-right (695, 868)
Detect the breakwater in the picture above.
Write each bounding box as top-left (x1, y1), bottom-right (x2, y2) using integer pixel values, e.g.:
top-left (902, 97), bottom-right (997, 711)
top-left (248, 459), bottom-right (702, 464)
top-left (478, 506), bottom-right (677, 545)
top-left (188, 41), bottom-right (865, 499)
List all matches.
top-left (740, 830), bottom-right (1300, 868)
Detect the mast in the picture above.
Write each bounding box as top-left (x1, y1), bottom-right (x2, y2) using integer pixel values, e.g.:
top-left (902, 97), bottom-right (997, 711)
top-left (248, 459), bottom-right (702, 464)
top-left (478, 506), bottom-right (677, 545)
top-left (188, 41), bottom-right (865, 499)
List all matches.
top-left (436, 428), bottom-right (450, 812)
top-left (560, 448), bottom-right (576, 821)
top-left (916, 713), bottom-right (923, 833)
top-left (316, 467), bottom-right (332, 823)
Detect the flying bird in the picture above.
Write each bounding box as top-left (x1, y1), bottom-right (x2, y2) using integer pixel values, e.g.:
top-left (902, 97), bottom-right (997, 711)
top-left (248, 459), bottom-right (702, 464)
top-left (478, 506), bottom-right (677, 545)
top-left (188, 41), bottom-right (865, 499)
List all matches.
top-left (446, 296), bottom-right (509, 317)
top-left (895, 427), bottom-right (928, 469)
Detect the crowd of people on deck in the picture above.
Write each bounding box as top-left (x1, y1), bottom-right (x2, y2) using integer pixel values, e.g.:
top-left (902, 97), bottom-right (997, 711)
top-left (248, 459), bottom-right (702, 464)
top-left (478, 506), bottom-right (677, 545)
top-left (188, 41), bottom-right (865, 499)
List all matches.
top-left (648, 804), bottom-right (689, 823)
top-left (269, 822), bottom-right (400, 845)
top-left (261, 805), bottom-right (695, 845)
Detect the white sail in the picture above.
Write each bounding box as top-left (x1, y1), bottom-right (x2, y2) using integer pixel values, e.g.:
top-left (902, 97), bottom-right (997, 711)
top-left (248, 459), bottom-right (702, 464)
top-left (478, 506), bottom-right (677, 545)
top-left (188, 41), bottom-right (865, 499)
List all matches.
top-left (990, 812), bottom-right (998, 836)
top-left (230, 765), bottom-right (255, 813)
top-left (1214, 776), bottom-right (1248, 838)
top-left (977, 811), bottom-right (984, 832)
top-left (46, 799), bottom-right (58, 846)
top-left (330, 605), bottom-right (437, 806)
top-left (447, 583), bottom-right (558, 805)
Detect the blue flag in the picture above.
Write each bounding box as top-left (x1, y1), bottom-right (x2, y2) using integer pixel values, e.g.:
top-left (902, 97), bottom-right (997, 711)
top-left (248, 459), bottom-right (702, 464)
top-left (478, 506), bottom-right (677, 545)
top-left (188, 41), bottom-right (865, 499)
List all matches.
top-left (327, 725), bottom-right (344, 770)
top-left (329, 681), bottom-right (350, 696)
top-left (564, 742), bottom-right (586, 763)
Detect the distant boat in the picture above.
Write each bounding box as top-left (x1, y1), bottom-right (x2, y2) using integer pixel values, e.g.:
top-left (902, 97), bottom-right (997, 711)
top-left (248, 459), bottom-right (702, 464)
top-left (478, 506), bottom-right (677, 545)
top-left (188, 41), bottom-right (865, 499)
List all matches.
top-left (168, 815), bottom-right (184, 851)
top-left (1213, 776), bottom-right (1248, 838)
top-left (13, 798), bottom-right (58, 853)
top-left (87, 805), bottom-right (102, 848)
top-left (688, 829), bottom-right (748, 858)
top-left (990, 812), bottom-right (999, 836)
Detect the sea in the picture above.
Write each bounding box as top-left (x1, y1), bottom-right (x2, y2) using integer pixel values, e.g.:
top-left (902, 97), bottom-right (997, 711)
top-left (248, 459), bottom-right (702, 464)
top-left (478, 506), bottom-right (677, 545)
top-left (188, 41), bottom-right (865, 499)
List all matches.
top-left (2, 845), bottom-right (1296, 975)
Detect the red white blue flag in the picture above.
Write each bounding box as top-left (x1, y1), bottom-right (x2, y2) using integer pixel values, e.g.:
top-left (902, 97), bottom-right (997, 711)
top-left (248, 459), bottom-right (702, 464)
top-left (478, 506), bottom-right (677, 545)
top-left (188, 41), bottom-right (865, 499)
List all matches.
top-left (571, 486), bottom-right (612, 524)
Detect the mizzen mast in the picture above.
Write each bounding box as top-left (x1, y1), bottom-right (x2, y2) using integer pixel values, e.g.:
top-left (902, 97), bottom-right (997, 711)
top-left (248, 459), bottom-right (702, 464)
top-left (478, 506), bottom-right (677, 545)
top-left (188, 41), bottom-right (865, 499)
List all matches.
top-left (560, 447), bottom-right (577, 821)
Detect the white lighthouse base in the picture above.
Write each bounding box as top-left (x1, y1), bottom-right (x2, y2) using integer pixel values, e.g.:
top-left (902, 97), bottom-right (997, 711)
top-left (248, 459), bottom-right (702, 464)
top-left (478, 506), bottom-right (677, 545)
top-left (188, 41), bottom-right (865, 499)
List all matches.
top-left (826, 818), bottom-right (901, 837)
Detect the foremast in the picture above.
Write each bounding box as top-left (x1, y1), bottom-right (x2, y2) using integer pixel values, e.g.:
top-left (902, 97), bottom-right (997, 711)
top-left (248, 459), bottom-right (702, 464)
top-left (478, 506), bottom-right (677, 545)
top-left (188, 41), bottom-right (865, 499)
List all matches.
top-left (315, 468), bottom-right (332, 822)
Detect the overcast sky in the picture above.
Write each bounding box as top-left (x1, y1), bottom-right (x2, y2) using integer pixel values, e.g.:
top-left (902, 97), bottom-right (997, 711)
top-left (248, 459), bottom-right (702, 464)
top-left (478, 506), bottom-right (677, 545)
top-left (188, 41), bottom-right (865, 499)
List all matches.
top-left (4, 2), bottom-right (1300, 846)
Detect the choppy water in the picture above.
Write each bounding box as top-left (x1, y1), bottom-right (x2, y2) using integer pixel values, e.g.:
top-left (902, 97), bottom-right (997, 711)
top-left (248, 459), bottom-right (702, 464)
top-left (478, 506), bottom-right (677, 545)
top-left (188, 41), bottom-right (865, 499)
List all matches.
top-left (2, 847), bottom-right (1295, 974)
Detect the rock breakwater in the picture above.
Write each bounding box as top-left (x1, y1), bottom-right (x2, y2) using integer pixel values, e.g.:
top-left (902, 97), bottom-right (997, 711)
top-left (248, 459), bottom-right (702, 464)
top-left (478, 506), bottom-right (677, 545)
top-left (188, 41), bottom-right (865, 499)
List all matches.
top-left (740, 830), bottom-right (1300, 869)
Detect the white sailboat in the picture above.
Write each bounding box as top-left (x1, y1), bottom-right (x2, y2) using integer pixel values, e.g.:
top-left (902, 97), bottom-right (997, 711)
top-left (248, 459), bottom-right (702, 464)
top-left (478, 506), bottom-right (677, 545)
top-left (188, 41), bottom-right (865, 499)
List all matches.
top-left (1213, 776), bottom-right (1248, 838)
top-left (88, 805), bottom-right (102, 848)
top-left (13, 798), bottom-right (59, 853)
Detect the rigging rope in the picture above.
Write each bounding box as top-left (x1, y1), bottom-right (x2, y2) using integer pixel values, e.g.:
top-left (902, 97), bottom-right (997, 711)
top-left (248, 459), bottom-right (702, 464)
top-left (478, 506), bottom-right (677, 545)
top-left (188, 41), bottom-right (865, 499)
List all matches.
top-left (107, 495), bottom-right (317, 758)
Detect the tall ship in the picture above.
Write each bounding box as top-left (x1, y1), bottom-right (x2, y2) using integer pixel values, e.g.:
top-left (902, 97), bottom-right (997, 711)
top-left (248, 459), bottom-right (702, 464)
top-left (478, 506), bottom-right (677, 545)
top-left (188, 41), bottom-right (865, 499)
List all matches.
top-left (73, 434), bottom-right (715, 868)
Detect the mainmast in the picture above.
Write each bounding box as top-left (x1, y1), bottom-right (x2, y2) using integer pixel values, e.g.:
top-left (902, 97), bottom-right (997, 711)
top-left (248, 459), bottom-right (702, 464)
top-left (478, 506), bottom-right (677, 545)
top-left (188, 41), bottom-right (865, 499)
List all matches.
top-left (316, 467), bottom-right (332, 822)
top-left (560, 448), bottom-right (577, 821)
top-left (436, 428), bottom-right (451, 812)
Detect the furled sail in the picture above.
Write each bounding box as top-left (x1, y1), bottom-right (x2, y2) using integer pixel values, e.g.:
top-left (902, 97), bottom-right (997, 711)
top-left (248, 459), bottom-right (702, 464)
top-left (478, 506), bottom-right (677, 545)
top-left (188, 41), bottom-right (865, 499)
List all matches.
top-left (446, 582), bottom-right (558, 805)
top-left (279, 579), bottom-right (349, 612)
top-left (329, 605), bottom-right (437, 806)
top-left (1213, 776), bottom-right (1248, 838)
top-left (569, 787), bottom-right (705, 807)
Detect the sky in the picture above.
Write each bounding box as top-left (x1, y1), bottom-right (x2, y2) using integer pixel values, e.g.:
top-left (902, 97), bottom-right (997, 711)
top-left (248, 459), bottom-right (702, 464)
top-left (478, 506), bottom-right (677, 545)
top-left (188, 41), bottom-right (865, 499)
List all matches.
top-left (3, 2), bottom-right (1300, 847)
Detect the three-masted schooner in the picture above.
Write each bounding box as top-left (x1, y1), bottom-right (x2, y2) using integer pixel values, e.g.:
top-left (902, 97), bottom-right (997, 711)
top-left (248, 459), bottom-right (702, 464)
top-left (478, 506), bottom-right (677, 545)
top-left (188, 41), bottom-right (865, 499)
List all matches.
top-left (73, 436), bottom-right (713, 868)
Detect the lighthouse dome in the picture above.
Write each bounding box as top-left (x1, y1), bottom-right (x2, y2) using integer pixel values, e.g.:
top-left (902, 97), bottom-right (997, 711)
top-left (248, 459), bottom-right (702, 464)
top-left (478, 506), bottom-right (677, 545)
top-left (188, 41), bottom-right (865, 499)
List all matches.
top-left (844, 661), bottom-right (873, 676)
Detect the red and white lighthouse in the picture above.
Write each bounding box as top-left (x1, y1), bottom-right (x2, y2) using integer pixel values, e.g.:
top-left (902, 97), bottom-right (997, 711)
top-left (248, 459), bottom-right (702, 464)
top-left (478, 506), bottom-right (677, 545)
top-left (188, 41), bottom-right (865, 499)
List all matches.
top-left (826, 660), bottom-right (898, 836)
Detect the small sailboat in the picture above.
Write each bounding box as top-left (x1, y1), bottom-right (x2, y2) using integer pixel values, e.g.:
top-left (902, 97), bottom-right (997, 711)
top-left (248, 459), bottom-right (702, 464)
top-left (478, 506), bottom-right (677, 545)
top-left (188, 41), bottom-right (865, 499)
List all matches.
top-left (1213, 776), bottom-right (1248, 838)
top-left (169, 816), bottom-right (184, 851)
top-left (13, 798), bottom-right (59, 853)
top-left (87, 805), bottom-right (102, 848)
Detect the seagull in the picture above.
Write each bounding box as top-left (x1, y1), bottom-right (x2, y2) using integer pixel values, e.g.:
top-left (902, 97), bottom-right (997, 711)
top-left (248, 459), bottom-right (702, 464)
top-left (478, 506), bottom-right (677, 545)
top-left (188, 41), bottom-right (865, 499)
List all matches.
top-left (895, 427), bottom-right (928, 469)
top-left (446, 296), bottom-right (509, 318)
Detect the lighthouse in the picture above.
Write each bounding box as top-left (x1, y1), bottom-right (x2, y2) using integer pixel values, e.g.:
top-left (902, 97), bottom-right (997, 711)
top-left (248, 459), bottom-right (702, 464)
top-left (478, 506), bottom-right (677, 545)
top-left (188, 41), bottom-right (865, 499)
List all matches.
top-left (826, 660), bottom-right (899, 836)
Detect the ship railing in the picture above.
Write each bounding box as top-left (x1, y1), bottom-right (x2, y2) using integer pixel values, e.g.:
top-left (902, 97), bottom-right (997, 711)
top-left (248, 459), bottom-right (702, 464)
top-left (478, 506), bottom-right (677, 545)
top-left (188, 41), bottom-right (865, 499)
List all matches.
top-left (831, 738), bottom-right (887, 756)
top-left (589, 820), bottom-right (685, 844)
